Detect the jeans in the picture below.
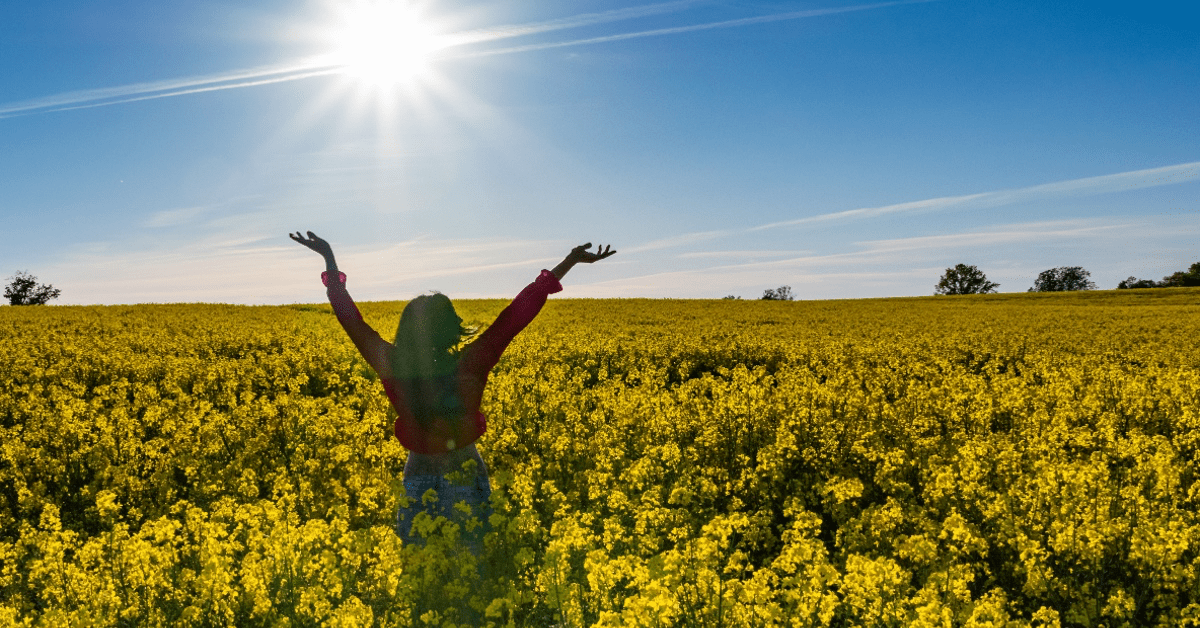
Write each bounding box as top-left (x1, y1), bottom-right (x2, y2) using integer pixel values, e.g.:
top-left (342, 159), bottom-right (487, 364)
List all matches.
top-left (396, 472), bottom-right (492, 554)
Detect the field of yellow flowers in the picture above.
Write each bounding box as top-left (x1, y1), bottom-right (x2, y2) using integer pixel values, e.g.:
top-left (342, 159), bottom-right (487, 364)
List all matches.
top-left (2, 288), bottom-right (1199, 627)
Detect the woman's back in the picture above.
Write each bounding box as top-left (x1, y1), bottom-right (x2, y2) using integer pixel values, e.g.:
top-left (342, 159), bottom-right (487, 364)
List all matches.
top-left (290, 231), bottom-right (614, 553)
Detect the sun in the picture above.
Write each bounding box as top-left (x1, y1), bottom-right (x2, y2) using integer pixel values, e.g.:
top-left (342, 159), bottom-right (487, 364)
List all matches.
top-left (325, 1), bottom-right (447, 87)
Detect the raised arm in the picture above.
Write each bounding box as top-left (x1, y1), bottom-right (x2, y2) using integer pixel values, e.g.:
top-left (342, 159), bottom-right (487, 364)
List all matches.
top-left (463, 243), bottom-right (617, 375)
top-left (290, 231), bottom-right (391, 375)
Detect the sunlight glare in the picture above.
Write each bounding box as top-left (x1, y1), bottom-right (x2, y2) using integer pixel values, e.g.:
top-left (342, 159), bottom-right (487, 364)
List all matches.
top-left (328, 1), bottom-right (445, 87)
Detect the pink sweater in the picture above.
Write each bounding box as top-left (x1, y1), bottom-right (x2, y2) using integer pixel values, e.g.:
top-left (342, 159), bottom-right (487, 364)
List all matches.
top-left (323, 269), bottom-right (563, 454)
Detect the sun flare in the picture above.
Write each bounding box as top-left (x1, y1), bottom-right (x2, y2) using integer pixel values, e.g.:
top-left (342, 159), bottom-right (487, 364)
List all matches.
top-left (326, 1), bottom-right (446, 87)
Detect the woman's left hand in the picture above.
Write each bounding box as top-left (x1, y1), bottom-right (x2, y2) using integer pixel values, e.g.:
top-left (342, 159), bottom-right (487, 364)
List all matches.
top-left (569, 243), bottom-right (616, 263)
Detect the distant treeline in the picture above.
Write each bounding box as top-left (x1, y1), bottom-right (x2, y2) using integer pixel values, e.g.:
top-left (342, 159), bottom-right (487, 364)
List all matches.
top-left (934, 261), bottom-right (1199, 296)
top-left (1117, 261), bottom-right (1200, 289)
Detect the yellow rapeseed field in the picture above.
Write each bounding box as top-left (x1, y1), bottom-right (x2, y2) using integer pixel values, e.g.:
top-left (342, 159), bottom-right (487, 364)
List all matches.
top-left (2, 288), bottom-right (1199, 627)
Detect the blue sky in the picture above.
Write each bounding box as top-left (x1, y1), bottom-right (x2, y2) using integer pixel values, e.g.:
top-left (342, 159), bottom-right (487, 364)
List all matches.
top-left (1, 0), bottom-right (1197, 304)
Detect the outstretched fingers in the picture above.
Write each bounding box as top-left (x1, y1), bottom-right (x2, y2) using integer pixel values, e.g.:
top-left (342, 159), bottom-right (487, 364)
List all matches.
top-left (290, 231), bottom-right (333, 257)
top-left (573, 243), bottom-right (616, 263)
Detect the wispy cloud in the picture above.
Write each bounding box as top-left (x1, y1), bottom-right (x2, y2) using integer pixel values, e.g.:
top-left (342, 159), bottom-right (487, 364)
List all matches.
top-left (142, 195), bottom-right (265, 228)
top-left (677, 249), bottom-right (811, 259)
top-left (848, 220), bottom-right (1131, 256)
top-left (622, 230), bottom-right (731, 254)
top-left (44, 213), bottom-right (1199, 304)
top-left (456, 0), bottom-right (934, 58)
top-left (444, 0), bottom-right (704, 47)
top-left (47, 234), bottom-right (569, 305)
top-left (143, 206), bottom-right (219, 229)
top-left (0, 0), bottom-right (931, 119)
top-left (752, 160), bottom-right (1200, 231)
top-left (347, 237), bottom-right (562, 286)
top-left (524, 160), bottom-right (1200, 284)
top-left (749, 192), bottom-right (989, 231)
top-left (565, 217), bottom-right (1198, 298)
top-left (0, 1), bottom-right (706, 118)
top-left (679, 220), bottom-right (1128, 272)
top-left (0, 62), bottom-right (340, 119)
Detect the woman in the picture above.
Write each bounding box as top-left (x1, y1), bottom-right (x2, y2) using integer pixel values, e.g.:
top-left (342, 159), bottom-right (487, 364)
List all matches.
top-left (290, 231), bottom-right (615, 551)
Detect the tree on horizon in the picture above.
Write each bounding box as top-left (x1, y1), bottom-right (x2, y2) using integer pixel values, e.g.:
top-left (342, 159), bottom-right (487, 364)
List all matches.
top-left (935, 264), bottom-right (999, 295)
top-left (1028, 266), bottom-right (1097, 292)
top-left (4, 271), bottom-right (61, 305)
top-left (761, 286), bottom-right (794, 301)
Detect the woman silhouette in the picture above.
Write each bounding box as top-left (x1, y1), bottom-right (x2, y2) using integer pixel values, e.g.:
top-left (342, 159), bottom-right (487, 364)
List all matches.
top-left (290, 231), bottom-right (615, 551)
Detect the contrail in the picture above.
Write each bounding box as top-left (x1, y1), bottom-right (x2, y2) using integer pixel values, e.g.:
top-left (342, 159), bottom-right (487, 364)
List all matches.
top-left (0, 63), bottom-right (310, 116)
top-left (444, 0), bottom-right (705, 46)
top-left (619, 160), bottom-right (1200, 255)
top-left (27, 69), bottom-right (345, 118)
top-left (0, 1), bottom-right (705, 119)
top-left (0, 0), bottom-right (928, 119)
top-left (0, 62), bottom-right (339, 119)
top-left (750, 160), bottom-right (1200, 231)
top-left (453, 0), bottom-right (935, 58)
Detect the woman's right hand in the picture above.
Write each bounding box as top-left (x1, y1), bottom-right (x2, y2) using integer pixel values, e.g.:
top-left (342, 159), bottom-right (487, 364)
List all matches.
top-left (290, 231), bottom-right (334, 259)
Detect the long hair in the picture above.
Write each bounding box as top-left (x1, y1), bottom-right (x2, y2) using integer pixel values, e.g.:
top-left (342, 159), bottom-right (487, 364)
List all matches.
top-left (388, 293), bottom-right (476, 426)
